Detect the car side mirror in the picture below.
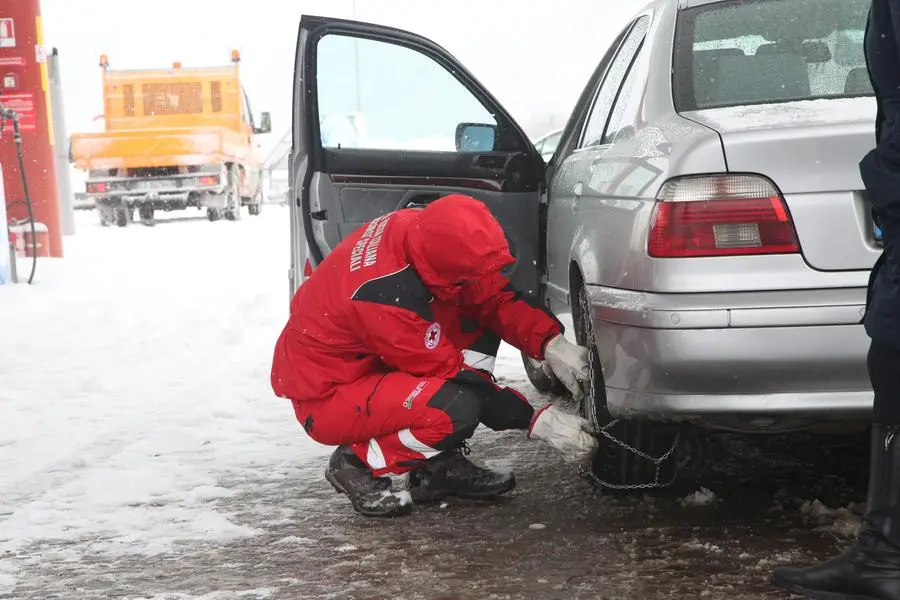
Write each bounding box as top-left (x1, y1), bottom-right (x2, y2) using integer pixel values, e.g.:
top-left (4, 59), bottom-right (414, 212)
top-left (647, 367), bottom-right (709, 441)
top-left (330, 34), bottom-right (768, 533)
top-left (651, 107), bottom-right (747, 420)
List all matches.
top-left (255, 112), bottom-right (272, 135)
top-left (455, 122), bottom-right (496, 152)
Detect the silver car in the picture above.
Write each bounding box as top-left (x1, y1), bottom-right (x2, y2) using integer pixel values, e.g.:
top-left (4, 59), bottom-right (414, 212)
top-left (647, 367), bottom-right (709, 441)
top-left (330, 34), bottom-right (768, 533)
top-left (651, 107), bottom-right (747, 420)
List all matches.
top-left (288, 0), bottom-right (876, 489)
top-left (533, 129), bottom-right (563, 162)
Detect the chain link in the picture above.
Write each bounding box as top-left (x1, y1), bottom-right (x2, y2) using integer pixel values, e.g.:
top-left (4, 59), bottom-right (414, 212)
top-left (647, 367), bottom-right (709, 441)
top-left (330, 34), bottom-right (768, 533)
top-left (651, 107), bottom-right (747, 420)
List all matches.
top-left (578, 288), bottom-right (680, 492)
top-left (578, 421), bottom-right (680, 491)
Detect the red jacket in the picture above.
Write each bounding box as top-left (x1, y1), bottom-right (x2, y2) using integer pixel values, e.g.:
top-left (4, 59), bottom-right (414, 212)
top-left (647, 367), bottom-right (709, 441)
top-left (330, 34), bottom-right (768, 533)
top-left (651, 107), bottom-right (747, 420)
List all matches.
top-left (271, 194), bottom-right (562, 404)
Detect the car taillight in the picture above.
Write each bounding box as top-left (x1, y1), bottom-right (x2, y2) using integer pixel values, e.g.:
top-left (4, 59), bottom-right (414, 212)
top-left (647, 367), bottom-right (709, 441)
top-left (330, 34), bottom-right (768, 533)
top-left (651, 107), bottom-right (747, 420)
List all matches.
top-left (198, 175), bottom-right (218, 186)
top-left (86, 182), bottom-right (109, 193)
top-left (648, 174), bottom-right (800, 258)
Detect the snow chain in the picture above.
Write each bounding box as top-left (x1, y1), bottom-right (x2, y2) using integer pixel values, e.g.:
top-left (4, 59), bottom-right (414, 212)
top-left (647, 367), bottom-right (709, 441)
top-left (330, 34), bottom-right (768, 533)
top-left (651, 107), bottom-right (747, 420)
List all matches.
top-left (578, 420), bottom-right (680, 491)
top-left (577, 288), bottom-right (680, 491)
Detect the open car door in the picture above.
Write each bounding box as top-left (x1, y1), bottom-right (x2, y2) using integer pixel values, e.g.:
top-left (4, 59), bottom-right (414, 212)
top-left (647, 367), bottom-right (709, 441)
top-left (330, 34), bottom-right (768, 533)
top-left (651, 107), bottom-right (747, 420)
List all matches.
top-left (289, 15), bottom-right (545, 299)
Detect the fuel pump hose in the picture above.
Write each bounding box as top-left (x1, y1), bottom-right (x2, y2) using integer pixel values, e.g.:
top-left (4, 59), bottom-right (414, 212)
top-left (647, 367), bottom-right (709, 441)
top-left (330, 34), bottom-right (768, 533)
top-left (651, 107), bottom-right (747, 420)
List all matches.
top-left (1, 106), bottom-right (39, 284)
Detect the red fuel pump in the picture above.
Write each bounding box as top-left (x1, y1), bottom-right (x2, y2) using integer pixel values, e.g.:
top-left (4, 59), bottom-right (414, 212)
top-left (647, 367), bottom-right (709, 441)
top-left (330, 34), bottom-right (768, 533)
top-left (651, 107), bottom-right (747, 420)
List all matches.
top-left (0, 0), bottom-right (62, 258)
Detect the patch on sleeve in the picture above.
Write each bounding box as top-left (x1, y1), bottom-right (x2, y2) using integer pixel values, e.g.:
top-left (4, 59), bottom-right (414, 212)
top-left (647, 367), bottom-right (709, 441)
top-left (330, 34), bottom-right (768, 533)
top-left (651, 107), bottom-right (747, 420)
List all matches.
top-left (424, 322), bottom-right (442, 350)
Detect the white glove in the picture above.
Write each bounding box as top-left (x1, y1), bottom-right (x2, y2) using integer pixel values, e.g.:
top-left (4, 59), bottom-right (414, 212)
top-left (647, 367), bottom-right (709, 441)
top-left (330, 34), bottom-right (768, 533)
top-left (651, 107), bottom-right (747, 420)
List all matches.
top-left (541, 334), bottom-right (590, 402)
top-left (528, 404), bottom-right (598, 463)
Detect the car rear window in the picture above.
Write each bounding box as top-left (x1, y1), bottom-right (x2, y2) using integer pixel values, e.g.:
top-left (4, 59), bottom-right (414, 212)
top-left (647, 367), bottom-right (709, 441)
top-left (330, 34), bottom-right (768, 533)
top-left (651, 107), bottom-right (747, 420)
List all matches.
top-left (673, 0), bottom-right (872, 112)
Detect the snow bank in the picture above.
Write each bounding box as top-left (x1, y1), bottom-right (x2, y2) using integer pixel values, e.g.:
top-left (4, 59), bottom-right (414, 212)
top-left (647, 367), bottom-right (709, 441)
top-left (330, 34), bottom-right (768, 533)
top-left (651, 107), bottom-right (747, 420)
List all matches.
top-left (0, 210), bottom-right (331, 595)
top-left (679, 487), bottom-right (719, 508)
top-left (800, 498), bottom-right (865, 537)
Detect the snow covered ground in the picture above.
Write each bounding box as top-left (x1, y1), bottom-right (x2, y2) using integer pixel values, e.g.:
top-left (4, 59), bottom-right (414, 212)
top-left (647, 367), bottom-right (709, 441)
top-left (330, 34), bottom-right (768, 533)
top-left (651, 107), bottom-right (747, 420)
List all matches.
top-left (0, 208), bottom-right (333, 596)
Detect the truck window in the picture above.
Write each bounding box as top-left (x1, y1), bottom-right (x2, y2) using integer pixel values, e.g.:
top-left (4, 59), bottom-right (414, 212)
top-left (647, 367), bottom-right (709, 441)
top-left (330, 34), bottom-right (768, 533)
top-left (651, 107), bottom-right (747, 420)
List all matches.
top-left (241, 87), bottom-right (256, 130)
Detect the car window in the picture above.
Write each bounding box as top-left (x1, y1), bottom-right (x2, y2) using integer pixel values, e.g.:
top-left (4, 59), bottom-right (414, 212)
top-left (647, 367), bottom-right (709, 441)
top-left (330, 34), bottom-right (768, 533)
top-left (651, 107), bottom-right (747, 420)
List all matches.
top-left (534, 138), bottom-right (545, 153)
top-left (316, 34), bottom-right (496, 150)
top-left (544, 131), bottom-right (562, 153)
top-left (579, 17), bottom-right (650, 149)
top-left (602, 39), bottom-right (651, 145)
top-left (674, 0), bottom-right (870, 111)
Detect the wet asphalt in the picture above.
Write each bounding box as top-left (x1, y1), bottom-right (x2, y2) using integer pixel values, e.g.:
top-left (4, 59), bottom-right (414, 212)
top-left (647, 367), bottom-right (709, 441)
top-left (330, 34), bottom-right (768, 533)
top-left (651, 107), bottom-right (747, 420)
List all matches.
top-left (7, 420), bottom-right (873, 600)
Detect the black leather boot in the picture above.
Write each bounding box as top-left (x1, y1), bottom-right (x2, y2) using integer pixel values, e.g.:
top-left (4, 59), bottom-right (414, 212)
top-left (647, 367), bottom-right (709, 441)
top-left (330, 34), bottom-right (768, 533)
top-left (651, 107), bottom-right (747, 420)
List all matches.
top-left (772, 424), bottom-right (900, 599)
top-left (408, 443), bottom-right (516, 502)
top-left (324, 446), bottom-right (413, 518)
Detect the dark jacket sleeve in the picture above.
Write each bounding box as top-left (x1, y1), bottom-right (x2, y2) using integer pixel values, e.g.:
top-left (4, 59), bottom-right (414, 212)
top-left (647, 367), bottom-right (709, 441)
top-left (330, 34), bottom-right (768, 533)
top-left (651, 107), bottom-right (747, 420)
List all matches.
top-left (459, 271), bottom-right (563, 360)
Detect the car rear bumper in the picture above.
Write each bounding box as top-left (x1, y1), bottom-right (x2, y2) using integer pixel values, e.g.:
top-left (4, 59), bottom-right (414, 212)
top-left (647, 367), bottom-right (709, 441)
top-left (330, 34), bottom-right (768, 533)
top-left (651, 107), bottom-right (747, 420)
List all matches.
top-left (586, 285), bottom-right (873, 429)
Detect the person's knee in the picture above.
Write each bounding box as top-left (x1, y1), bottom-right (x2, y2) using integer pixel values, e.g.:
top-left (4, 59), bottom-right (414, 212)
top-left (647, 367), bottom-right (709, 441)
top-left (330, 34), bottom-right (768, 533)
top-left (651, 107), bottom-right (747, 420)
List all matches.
top-left (426, 383), bottom-right (484, 449)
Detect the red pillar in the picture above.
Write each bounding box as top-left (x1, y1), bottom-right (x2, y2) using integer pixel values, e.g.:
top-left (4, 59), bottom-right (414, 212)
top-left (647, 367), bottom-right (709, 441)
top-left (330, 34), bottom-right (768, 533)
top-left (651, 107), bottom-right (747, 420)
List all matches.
top-left (0, 0), bottom-right (63, 257)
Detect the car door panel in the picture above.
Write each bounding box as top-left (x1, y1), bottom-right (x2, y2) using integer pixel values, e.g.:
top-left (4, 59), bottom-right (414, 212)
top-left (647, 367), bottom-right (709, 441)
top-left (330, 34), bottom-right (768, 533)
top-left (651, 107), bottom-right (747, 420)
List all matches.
top-left (290, 15), bottom-right (543, 296)
top-left (308, 171), bottom-right (541, 285)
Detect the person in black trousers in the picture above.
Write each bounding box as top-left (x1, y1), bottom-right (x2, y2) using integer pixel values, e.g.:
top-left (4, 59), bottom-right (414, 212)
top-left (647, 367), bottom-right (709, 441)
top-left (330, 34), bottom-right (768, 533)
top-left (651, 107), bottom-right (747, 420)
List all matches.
top-left (772, 2), bottom-right (900, 598)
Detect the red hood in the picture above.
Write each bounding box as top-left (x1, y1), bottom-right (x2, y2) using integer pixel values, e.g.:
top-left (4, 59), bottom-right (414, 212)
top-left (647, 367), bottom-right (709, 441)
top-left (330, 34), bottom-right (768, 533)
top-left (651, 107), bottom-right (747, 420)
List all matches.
top-left (405, 195), bottom-right (514, 303)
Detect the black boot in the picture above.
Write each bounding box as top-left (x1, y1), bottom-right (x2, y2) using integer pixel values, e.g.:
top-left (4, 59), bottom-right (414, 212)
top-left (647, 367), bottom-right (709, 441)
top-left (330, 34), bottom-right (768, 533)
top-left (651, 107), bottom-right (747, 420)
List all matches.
top-left (324, 446), bottom-right (413, 518)
top-left (408, 444), bottom-right (516, 502)
top-left (772, 424), bottom-right (900, 599)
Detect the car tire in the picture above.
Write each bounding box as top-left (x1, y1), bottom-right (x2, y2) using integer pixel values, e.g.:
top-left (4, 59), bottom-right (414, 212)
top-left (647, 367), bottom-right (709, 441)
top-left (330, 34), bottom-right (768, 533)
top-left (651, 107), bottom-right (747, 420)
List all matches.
top-left (520, 351), bottom-right (566, 395)
top-left (574, 282), bottom-right (681, 492)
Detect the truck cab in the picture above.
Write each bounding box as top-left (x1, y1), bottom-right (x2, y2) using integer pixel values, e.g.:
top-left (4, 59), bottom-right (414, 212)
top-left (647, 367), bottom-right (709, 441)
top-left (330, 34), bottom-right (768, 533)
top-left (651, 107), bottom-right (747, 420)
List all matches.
top-left (71, 51), bottom-right (272, 226)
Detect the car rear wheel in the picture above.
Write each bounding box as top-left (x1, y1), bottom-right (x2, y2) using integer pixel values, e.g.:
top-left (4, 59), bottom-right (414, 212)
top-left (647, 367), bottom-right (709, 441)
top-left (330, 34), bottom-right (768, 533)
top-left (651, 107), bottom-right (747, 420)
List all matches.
top-left (574, 282), bottom-right (682, 492)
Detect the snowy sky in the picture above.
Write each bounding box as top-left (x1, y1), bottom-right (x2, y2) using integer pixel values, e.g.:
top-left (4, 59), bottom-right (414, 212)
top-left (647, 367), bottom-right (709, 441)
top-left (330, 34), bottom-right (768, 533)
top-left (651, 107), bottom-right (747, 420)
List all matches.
top-left (40, 0), bottom-right (648, 157)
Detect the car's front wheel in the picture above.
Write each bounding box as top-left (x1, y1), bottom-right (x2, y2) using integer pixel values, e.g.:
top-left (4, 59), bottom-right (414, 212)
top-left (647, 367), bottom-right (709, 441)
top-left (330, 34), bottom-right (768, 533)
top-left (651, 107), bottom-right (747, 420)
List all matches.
top-left (520, 350), bottom-right (566, 395)
top-left (574, 282), bottom-right (682, 492)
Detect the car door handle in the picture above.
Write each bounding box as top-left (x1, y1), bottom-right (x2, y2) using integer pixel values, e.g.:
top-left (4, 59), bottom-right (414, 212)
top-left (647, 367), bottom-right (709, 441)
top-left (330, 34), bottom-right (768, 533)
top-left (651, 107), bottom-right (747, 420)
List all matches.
top-left (405, 192), bottom-right (442, 209)
top-left (573, 182), bottom-right (584, 197)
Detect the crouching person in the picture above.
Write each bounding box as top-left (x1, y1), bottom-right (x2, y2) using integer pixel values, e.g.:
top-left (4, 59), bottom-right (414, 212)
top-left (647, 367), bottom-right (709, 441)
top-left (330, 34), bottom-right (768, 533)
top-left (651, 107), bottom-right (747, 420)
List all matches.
top-left (271, 194), bottom-right (598, 517)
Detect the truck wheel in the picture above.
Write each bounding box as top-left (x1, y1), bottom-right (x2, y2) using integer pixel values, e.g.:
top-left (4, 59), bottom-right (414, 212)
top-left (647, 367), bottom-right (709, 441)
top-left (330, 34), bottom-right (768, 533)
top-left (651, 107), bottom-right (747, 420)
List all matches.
top-left (248, 188), bottom-right (263, 216)
top-left (139, 205), bottom-right (155, 227)
top-left (574, 282), bottom-right (681, 493)
top-left (207, 208), bottom-right (221, 222)
top-left (98, 206), bottom-right (114, 227)
top-left (224, 165), bottom-right (242, 221)
top-left (114, 207), bottom-right (130, 228)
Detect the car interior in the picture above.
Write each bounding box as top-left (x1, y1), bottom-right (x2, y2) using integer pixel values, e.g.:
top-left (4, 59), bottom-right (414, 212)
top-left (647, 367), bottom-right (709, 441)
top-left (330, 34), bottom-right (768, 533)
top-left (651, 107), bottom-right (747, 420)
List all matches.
top-left (691, 40), bottom-right (871, 110)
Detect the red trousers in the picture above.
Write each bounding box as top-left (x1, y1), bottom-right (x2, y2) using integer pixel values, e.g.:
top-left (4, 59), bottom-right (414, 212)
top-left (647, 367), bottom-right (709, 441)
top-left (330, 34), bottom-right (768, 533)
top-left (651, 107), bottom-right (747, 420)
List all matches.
top-left (292, 354), bottom-right (535, 476)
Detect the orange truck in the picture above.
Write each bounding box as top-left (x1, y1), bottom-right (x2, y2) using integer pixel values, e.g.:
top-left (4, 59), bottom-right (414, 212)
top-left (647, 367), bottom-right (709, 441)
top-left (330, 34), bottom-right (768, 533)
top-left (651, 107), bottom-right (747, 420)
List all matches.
top-left (70, 50), bottom-right (271, 227)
